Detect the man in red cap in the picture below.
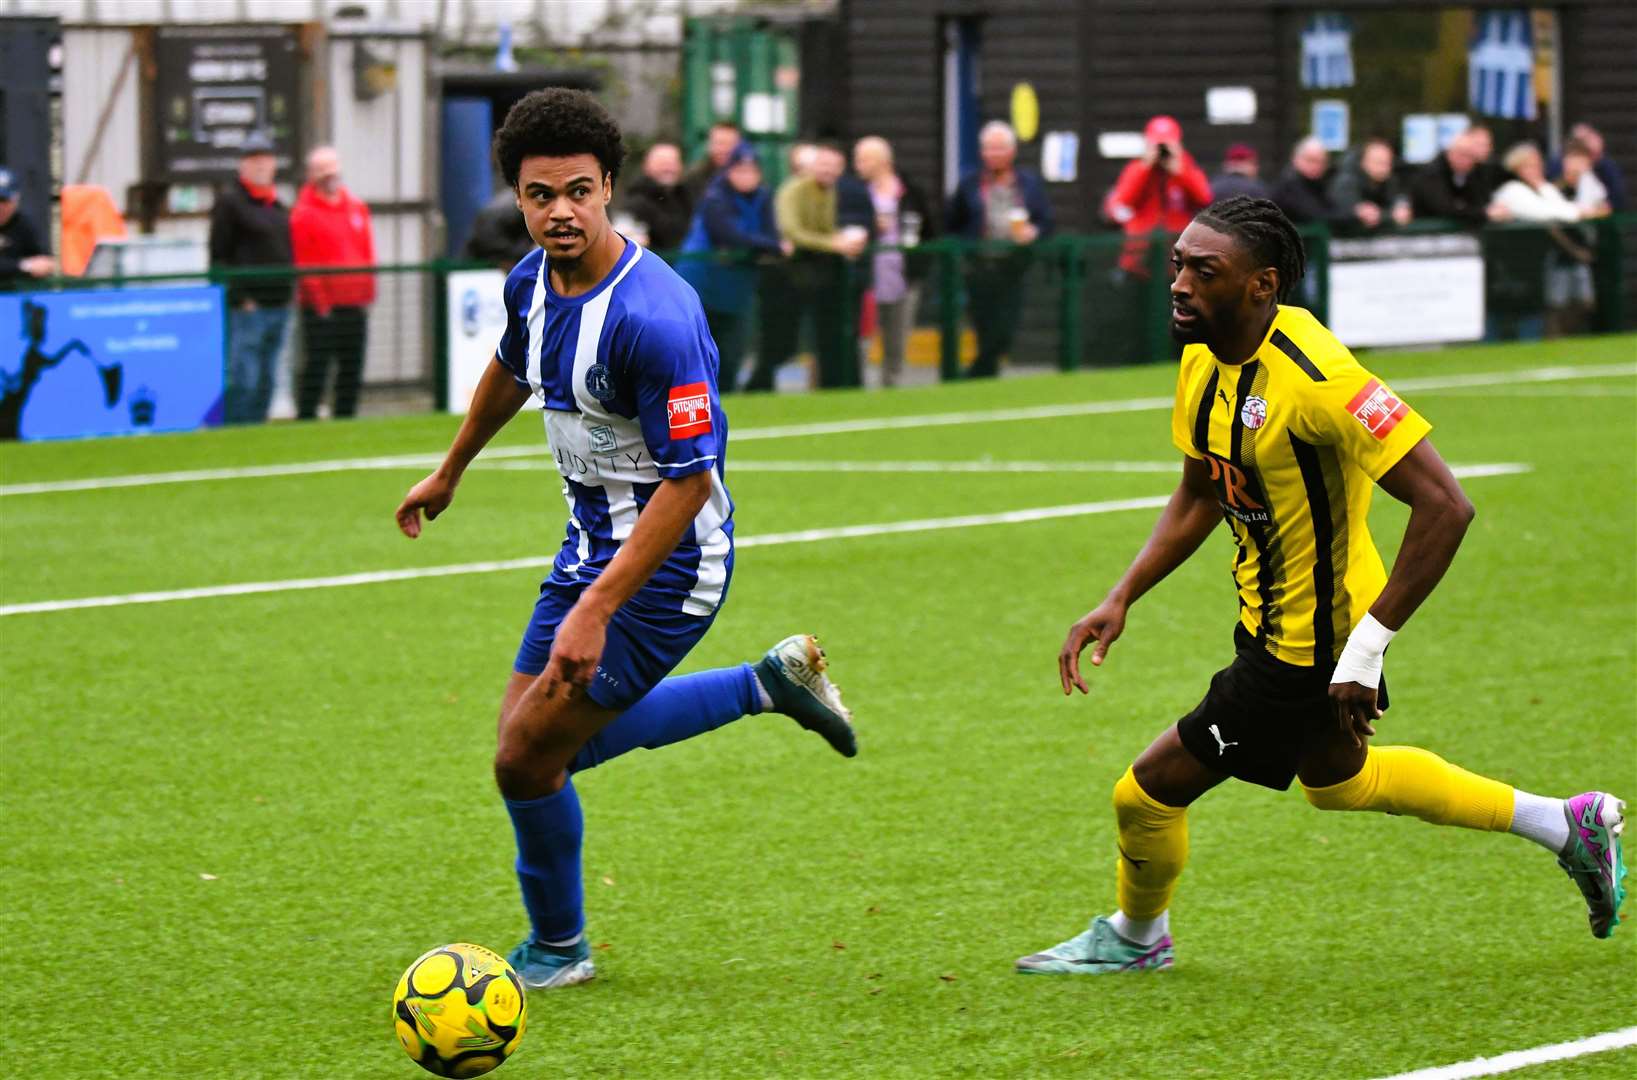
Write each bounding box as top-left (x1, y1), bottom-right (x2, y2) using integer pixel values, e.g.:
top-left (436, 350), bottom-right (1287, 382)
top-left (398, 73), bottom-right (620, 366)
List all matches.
top-left (1209, 143), bottom-right (1270, 203)
top-left (1104, 116), bottom-right (1213, 276)
top-left (1099, 116), bottom-right (1213, 362)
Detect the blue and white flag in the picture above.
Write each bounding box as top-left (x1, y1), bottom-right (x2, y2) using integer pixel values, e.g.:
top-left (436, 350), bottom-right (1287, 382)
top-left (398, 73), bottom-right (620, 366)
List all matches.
top-left (1469, 10), bottom-right (1536, 120)
top-left (1301, 14), bottom-right (1354, 90)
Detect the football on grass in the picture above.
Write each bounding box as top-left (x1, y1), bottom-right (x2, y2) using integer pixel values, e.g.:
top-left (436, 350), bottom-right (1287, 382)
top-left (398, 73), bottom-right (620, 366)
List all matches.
top-left (392, 943), bottom-right (526, 1077)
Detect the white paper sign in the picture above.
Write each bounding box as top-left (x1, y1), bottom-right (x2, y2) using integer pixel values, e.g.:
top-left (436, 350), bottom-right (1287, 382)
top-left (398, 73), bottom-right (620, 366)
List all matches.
top-left (1097, 131), bottom-right (1146, 159)
top-left (445, 268), bottom-right (509, 414)
top-left (1312, 99), bottom-right (1350, 151)
top-left (1402, 114), bottom-right (1439, 164)
top-left (1206, 86), bottom-right (1257, 125)
top-left (1041, 131), bottom-right (1079, 182)
top-left (1328, 257), bottom-right (1485, 347)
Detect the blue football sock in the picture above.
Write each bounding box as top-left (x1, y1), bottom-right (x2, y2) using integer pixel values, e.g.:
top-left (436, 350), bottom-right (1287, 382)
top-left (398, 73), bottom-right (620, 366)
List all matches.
top-left (504, 781), bottom-right (585, 945)
top-left (570, 664), bottom-right (761, 773)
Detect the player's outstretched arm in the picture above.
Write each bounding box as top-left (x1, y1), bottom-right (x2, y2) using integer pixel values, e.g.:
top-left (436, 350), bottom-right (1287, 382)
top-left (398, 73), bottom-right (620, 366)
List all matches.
top-left (1060, 455), bottom-right (1220, 694)
top-left (1329, 437), bottom-right (1475, 740)
top-left (541, 470), bottom-right (714, 696)
top-left (395, 356), bottom-right (531, 538)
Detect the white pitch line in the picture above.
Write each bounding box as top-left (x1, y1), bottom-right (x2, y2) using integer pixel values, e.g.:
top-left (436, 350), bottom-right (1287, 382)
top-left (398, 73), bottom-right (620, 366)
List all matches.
top-left (0, 448), bottom-right (533, 496)
top-left (0, 362), bottom-right (1623, 496)
top-left (0, 464), bottom-right (1531, 617)
top-left (0, 496), bottom-right (1171, 617)
top-left (1371, 1025), bottom-right (1637, 1080)
top-left (1416, 384), bottom-right (1637, 398)
top-left (482, 460), bottom-right (1531, 478)
top-left (1392, 361), bottom-right (1635, 392)
top-left (483, 458), bottom-right (1182, 474)
top-left (1447, 463), bottom-right (1533, 479)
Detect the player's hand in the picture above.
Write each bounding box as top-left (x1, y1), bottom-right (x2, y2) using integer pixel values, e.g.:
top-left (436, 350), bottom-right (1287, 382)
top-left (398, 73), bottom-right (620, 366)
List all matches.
top-left (395, 471), bottom-right (456, 538)
top-left (540, 604), bottom-right (608, 698)
top-left (1328, 681), bottom-right (1380, 748)
top-left (1059, 598), bottom-right (1127, 695)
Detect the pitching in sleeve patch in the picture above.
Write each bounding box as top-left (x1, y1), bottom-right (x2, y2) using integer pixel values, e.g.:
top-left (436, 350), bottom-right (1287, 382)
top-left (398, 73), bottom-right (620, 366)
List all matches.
top-left (1346, 378), bottom-right (1410, 439)
top-left (667, 382), bottom-right (713, 438)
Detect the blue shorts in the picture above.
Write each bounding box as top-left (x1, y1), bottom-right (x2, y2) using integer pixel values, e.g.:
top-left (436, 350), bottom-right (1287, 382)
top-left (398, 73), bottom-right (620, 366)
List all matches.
top-left (513, 580), bottom-right (719, 711)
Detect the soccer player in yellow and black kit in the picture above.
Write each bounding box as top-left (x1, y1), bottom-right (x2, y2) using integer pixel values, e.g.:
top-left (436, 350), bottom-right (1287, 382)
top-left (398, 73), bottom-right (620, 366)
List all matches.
top-left (1017, 197), bottom-right (1626, 974)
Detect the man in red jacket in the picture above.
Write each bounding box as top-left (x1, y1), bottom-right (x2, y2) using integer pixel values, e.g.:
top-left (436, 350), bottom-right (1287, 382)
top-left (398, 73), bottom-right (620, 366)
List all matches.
top-left (290, 146), bottom-right (376, 419)
top-left (1096, 116), bottom-right (1214, 364)
top-left (1104, 115), bottom-right (1213, 277)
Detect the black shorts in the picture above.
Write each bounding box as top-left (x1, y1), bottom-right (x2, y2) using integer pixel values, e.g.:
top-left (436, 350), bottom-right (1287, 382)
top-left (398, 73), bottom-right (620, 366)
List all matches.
top-left (1176, 624), bottom-right (1390, 791)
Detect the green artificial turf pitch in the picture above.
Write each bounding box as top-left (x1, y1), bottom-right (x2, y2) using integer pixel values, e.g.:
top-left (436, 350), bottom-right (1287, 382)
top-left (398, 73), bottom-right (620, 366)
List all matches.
top-left (2, 336), bottom-right (1633, 1079)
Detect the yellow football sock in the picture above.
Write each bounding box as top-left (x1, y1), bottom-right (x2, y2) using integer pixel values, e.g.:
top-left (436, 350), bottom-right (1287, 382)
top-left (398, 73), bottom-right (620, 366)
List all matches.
top-left (1113, 766), bottom-right (1189, 920)
top-left (1301, 745), bottom-right (1514, 831)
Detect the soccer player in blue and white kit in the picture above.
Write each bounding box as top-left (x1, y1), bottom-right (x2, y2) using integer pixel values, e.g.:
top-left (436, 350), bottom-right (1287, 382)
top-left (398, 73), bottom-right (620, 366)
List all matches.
top-left (395, 89), bottom-right (856, 989)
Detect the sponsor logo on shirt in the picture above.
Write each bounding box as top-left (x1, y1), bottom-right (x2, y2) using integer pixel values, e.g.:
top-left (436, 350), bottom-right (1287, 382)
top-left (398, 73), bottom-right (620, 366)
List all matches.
top-left (667, 382), bottom-right (712, 438)
top-left (588, 424), bottom-right (617, 454)
top-left (1347, 378), bottom-right (1409, 439)
top-left (1203, 452), bottom-right (1270, 525)
top-left (1239, 395), bottom-right (1268, 430)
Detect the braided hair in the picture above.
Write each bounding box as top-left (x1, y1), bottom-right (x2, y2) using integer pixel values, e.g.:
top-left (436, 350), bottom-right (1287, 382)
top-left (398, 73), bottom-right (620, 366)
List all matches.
top-left (1193, 196), bottom-right (1307, 303)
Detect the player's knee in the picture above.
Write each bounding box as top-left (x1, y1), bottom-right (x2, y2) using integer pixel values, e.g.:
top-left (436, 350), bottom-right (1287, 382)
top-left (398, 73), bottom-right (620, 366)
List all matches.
top-left (1302, 782), bottom-right (1349, 811)
top-left (1113, 766), bottom-right (1183, 832)
top-left (1301, 769), bottom-right (1372, 812)
top-left (491, 743), bottom-right (532, 799)
top-left (493, 732), bottom-right (568, 800)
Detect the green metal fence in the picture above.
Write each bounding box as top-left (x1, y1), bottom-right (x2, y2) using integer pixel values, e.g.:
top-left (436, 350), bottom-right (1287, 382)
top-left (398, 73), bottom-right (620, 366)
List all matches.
top-left (16, 212), bottom-right (1633, 421)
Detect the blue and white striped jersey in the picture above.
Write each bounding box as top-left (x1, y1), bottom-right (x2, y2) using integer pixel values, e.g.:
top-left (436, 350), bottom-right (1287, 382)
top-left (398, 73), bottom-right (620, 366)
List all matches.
top-left (495, 240), bottom-right (734, 616)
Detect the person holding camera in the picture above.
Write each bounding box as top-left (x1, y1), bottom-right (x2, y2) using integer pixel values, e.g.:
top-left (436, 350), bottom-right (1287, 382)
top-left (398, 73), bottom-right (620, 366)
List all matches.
top-left (1099, 116), bottom-right (1212, 363)
top-left (1104, 116), bottom-right (1212, 277)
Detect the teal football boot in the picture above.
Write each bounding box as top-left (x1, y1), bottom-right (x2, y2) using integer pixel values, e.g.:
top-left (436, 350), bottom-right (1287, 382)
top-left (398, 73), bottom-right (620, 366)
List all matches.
top-left (507, 937), bottom-right (595, 989)
top-left (754, 634), bottom-right (857, 757)
top-left (1558, 792), bottom-right (1627, 939)
top-left (1016, 916), bottom-right (1174, 974)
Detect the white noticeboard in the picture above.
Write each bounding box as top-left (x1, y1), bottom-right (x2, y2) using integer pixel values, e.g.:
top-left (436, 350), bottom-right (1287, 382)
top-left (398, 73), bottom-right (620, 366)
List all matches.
top-left (1206, 86), bottom-right (1257, 125)
top-left (1097, 131), bottom-right (1147, 159)
top-left (1328, 257), bottom-right (1485, 347)
top-left (1312, 99), bottom-right (1350, 152)
top-left (1401, 114), bottom-right (1439, 164)
top-left (445, 268), bottom-right (509, 414)
top-left (1040, 131), bottom-right (1079, 182)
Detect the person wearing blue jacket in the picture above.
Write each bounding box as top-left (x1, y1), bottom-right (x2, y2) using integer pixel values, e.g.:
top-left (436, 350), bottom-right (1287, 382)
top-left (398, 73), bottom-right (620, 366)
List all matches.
top-left (944, 121), bottom-right (1054, 377)
top-left (678, 143), bottom-right (786, 393)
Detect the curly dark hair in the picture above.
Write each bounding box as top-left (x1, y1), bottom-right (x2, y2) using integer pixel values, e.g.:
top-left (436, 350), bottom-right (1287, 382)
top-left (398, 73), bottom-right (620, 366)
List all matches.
top-left (1194, 196), bottom-right (1307, 303)
top-left (493, 88), bottom-right (627, 191)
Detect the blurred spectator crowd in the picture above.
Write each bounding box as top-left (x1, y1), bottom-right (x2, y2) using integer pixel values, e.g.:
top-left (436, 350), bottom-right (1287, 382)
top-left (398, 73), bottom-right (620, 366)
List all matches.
top-left (1, 107), bottom-right (1629, 413)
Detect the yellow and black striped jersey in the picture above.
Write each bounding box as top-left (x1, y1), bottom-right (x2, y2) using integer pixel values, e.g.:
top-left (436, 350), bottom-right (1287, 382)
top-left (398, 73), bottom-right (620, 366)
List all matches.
top-left (1170, 306), bottom-right (1431, 666)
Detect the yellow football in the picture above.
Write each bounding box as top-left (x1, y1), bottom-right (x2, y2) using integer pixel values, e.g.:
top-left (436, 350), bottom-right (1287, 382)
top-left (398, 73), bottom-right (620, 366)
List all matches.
top-left (392, 943), bottom-right (527, 1077)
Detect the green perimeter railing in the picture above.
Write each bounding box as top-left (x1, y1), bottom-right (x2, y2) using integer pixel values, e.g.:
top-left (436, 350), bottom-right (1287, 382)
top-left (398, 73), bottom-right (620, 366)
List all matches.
top-left (19, 212), bottom-right (1635, 403)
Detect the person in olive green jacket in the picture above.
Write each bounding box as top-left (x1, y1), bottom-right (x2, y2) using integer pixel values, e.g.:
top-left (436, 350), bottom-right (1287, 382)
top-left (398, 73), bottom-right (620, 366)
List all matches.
top-left (756, 142), bottom-right (866, 390)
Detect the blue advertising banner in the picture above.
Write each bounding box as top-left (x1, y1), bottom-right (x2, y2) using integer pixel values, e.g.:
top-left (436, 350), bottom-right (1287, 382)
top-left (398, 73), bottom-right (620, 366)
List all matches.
top-left (0, 286), bottom-right (225, 441)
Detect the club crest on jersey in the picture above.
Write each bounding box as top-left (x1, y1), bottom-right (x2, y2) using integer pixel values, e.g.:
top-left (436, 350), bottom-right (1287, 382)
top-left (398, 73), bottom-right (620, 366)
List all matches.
top-left (584, 362), bottom-right (615, 403)
top-left (667, 382), bottom-right (712, 438)
top-left (1347, 378), bottom-right (1409, 439)
top-left (1239, 395), bottom-right (1268, 430)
